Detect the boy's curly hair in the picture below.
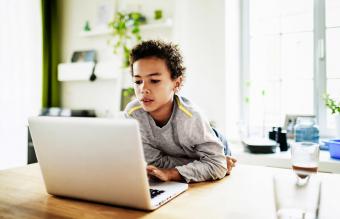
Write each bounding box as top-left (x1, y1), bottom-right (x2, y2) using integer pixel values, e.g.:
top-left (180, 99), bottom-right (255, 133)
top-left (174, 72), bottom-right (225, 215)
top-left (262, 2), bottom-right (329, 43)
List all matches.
top-left (129, 40), bottom-right (186, 80)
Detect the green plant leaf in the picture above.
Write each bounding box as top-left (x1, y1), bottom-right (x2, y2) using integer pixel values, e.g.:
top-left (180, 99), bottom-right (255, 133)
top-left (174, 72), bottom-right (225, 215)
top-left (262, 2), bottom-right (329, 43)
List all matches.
top-left (108, 11), bottom-right (145, 68)
top-left (323, 93), bottom-right (340, 114)
top-left (261, 89), bottom-right (266, 96)
top-left (245, 96), bottom-right (250, 104)
top-left (154, 9), bottom-right (163, 20)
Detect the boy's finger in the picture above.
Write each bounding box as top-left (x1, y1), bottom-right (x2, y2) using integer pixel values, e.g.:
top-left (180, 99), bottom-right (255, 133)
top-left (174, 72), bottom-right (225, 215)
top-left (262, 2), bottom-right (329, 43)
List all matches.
top-left (148, 169), bottom-right (158, 177)
top-left (227, 156), bottom-right (237, 162)
top-left (147, 165), bottom-right (157, 171)
top-left (147, 165), bottom-right (156, 169)
top-left (150, 170), bottom-right (166, 181)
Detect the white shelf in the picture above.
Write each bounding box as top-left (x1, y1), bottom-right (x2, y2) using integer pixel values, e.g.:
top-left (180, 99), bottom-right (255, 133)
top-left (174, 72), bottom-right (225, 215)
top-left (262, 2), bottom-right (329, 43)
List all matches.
top-left (58, 62), bottom-right (121, 81)
top-left (79, 19), bottom-right (173, 37)
top-left (58, 62), bottom-right (95, 81)
top-left (79, 27), bottom-right (112, 37)
top-left (140, 19), bottom-right (173, 30)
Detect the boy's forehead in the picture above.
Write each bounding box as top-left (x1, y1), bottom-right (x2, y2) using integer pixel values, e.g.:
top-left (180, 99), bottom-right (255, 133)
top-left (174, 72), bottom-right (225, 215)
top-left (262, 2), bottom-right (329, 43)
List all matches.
top-left (133, 58), bottom-right (170, 77)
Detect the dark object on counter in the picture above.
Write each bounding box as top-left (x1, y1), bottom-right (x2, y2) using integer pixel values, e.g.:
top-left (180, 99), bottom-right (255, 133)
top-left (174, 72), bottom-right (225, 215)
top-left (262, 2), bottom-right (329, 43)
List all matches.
top-left (70, 109), bottom-right (96, 117)
top-left (242, 137), bottom-right (278, 154)
top-left (27, 127), bottom-right (37, 164)
top-left (269, 127), bottom-right (277, 141)
top-left (275, 127), bottom-right (282, 142)
top-left (277, 130), bottom-right (289, 151)
top-left (268, 126), bottom-right (289, 151)
top-left (40, 108), bottom-right (96, 117)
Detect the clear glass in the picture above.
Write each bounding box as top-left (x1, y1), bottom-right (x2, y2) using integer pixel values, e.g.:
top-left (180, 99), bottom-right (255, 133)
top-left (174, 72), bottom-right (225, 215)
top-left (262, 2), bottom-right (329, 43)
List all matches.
top-left (291, 142), bottom-right (319, 186)
top-left (274, 173), bottom-right (321, 219)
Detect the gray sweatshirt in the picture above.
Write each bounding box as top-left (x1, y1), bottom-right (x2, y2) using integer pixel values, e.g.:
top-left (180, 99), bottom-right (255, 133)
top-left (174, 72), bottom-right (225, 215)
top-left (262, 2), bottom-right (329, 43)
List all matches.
top-left (124, 95), bottom-right (227, 183)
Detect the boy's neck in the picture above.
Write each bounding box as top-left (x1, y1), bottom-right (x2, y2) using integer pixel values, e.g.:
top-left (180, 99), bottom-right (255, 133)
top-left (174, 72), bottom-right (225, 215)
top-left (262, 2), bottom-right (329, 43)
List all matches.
top-left (150, 98), bottom-right (174, 127)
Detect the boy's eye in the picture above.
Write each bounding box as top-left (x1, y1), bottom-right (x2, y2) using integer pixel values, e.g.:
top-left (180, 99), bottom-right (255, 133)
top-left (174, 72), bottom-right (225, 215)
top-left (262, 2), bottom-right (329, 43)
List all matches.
top-left (151, 80), bottom-right (160, 84)
top-left (134, 80), bottom-right (142, 85)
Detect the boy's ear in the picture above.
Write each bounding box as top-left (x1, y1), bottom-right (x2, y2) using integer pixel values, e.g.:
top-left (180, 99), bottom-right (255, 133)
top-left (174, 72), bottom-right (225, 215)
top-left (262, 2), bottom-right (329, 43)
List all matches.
top-left (174, 76), bottom-right (183, 92)
top-left (178, 76), bottom-right (183, 86)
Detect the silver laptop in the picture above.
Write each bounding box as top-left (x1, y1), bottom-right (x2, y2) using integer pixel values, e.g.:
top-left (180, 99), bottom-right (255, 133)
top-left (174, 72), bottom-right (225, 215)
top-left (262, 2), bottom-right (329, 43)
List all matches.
top-left (28, 116), bottom-right (188, 210)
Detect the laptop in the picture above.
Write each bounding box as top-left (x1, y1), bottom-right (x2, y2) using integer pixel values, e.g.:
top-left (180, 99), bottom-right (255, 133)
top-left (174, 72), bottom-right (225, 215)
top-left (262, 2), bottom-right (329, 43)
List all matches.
top-left (28, 116), bottom-right (188, 210)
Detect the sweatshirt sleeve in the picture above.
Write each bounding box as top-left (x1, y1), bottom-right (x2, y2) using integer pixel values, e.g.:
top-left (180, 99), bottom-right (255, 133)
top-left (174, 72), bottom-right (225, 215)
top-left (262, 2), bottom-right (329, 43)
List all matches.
top-left (143, 142), bottom-right (194, 168)
top-left (175, 113), bottom-right (227, 183)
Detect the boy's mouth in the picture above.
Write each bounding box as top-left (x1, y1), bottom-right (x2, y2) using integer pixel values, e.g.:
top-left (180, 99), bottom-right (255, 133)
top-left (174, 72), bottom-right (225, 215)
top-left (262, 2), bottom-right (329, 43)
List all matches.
top-left (141, 98), bottom-right (154, 104)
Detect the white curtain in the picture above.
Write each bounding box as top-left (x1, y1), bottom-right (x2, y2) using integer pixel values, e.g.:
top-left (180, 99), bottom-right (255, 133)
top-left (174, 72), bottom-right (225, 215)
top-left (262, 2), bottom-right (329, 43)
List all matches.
top-left (0, 0), bottom-right (42, 169)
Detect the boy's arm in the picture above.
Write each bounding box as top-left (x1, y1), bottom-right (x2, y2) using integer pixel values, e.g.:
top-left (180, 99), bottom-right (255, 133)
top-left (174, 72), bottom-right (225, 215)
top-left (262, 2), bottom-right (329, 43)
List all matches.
top-left (143, 142), bottom-right (194, 169)
top-left (144, 140), bottom-right (227, 182)
top-left (145, 140), bottom-right (228, 183)
top-left (175, 141), bottom-right (227, 183)
top-left (174, 113), bottom-right (228, 183)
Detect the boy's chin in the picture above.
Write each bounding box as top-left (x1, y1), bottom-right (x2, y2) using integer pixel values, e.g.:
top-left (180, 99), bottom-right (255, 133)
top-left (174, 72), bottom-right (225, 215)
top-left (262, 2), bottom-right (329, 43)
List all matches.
top-left (141, 104), bottom-right (154, 112)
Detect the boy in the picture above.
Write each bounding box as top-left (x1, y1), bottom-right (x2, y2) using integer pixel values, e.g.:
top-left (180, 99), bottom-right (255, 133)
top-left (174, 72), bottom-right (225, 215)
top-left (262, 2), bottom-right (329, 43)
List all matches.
top-left (124, 40), bottom-right (236, 183)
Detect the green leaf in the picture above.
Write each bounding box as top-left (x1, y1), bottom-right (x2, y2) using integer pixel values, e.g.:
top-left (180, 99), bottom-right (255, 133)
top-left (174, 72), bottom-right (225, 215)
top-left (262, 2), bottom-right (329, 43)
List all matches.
top-left (245, 96), bottom-right (250, 104)
top-left (261, 89), bottom-right (266, 96)
top-left (108, 11), bottom-right (146, 68)
top-left (323, 93), bottom-right (340, 114)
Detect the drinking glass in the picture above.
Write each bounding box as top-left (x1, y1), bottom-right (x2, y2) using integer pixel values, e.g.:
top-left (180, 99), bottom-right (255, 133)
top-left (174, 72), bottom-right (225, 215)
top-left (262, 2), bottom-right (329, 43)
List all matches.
top-left (291, 142), bottom-right (319, 186)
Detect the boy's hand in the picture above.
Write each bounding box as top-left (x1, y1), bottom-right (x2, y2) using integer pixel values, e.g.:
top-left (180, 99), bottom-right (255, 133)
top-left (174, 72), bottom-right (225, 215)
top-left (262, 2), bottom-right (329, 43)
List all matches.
top-left (147, 165), bottom-right (183, 182)
top-left (226, 156), bottom-right (237, 175)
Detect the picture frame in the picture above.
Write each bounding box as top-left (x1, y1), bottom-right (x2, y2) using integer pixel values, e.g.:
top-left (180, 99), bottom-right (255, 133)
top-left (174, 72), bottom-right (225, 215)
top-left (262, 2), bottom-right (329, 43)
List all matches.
top-left (71, 50), bottom-right (97, 63)
top-left (284, 114), bottom-right (315, 139)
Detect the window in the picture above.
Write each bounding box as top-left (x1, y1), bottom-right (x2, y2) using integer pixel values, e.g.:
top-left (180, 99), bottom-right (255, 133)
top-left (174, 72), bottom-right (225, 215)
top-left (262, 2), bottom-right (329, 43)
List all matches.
top-left (325, 0), bottom-right (340, 132)
top-left (241, 0), bottom-right (337, 137)
top-left (0, 0), bottom-right (42, 169)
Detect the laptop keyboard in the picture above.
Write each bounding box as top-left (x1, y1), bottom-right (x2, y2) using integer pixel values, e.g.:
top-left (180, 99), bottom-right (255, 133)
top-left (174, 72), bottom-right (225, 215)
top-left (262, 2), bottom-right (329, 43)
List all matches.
top-left (150, 189), bottom-right (165, 199)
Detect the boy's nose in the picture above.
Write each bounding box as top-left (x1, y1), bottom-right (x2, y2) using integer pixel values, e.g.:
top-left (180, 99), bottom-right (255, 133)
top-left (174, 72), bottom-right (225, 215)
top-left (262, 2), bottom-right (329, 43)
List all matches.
top-left (141, 88), bottom-right (151, 95)
top-left (141, 84), bottom-right (151, 94)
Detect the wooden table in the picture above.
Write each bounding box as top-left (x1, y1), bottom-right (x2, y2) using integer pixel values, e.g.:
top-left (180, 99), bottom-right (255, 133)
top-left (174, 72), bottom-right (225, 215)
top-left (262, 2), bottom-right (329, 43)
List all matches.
top-left (0, 164), bottom-right (339, 219)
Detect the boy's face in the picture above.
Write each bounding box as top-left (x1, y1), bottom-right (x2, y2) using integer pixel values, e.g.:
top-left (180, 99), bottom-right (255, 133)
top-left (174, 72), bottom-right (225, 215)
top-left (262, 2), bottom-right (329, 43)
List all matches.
top-left (132, 57), bottom-right (182, 115)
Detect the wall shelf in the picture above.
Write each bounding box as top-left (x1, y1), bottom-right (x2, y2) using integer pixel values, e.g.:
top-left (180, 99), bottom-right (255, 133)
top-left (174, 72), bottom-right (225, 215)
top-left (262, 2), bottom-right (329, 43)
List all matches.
top-left (79, 19), bottom-right (173, 37)
top-left (58, 62), bottom-right (121, 81)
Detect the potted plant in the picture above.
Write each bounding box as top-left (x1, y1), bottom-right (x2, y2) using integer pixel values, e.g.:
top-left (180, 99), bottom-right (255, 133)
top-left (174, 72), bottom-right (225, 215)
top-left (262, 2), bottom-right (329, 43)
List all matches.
top-left (108, 11), bottom-right (146, 110)
top-left (108, 11), bottom-right (146, 68)
top-left (324, 93), bottom-right (340, 136)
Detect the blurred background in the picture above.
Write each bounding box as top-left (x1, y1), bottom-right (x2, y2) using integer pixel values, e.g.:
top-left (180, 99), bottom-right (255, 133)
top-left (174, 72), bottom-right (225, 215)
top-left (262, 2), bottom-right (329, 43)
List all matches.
top-left (0, 0), bottom-right (339, 169)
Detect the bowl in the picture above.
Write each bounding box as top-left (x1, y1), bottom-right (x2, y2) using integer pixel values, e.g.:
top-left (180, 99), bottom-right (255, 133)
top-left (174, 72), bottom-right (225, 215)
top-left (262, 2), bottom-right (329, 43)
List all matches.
top-left (328, 139), bottom-right (340, 159)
